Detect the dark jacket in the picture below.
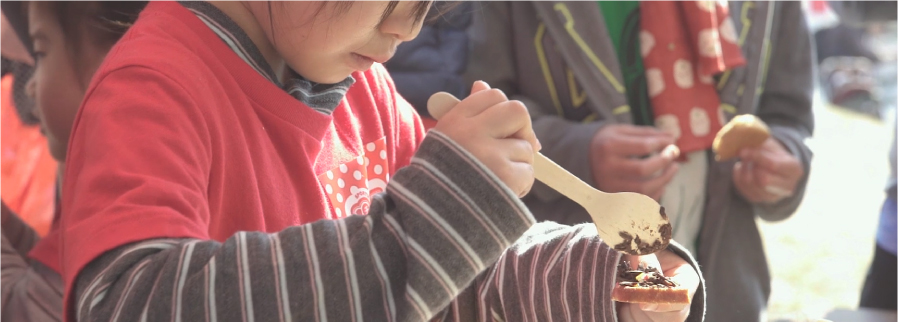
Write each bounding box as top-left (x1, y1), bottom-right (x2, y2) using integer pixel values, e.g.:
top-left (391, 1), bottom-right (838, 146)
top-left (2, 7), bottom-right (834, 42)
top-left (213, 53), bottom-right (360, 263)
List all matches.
top-left (385, 2), bottom-right (472, 117)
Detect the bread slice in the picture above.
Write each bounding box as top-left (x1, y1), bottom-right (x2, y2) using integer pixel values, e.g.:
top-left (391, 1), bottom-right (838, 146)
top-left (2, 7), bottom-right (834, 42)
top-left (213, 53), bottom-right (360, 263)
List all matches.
top-left (612, 261), bottom-right (689, 304)
top-left (712, 114), bottom-right (770, 161)
top-left (612, 285), bottom-right (690, 304)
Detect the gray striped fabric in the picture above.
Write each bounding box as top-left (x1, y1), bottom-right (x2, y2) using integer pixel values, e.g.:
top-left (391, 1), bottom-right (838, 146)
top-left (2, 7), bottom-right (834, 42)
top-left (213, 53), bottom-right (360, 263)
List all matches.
top-left (1, 213), bottom-right (65, 322)
top-left (73, 132), bottom-right (703, 321)
top-left (72, 132), bottom-right (530, 321)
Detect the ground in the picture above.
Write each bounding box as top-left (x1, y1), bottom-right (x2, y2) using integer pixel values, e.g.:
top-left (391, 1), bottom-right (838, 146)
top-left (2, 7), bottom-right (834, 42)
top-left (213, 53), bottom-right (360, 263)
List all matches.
top-left (762, 19), bottom-right (897, 319)
top-left (762, 97), bottom-right (894, 321)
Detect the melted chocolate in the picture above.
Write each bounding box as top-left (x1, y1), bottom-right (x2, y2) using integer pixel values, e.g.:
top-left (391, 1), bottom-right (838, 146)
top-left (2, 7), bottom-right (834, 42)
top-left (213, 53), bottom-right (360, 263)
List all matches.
top-left (616, 260), bottom-right (679, 288)
top-left (611, 206), bottom-right (672, 255)
top-left (613, 231), bottom-right (669, 255)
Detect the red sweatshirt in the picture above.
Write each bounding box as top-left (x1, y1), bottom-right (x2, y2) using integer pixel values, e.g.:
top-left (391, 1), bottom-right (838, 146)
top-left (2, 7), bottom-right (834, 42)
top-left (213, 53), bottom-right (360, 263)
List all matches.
top-left (47, 0), bottom-right (427, 290)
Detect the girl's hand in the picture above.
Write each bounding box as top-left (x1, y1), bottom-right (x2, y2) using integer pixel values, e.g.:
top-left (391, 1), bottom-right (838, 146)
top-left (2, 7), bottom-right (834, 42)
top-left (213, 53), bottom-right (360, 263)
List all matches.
top-left (617, 250), bottom-right (700, 322)
top-left (433, 81), bottom-right (541, 197)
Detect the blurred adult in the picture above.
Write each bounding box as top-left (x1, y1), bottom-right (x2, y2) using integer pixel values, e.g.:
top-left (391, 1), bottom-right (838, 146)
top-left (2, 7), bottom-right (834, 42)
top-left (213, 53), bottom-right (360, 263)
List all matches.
top-left (466, 2), bottom-right (814, 321)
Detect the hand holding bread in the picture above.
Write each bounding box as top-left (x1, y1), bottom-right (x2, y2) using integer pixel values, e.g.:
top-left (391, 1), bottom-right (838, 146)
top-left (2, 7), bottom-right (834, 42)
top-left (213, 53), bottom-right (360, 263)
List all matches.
top-left (712, 114), bottom-right (770, 161)
top-left (615, 250), bottom-right (699, 322)
top-left (715, 115), bottom-right (804, 204)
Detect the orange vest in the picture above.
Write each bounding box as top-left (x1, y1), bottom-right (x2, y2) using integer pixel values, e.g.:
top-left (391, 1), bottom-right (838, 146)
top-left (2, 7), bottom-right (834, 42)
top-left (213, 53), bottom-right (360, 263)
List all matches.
top-left (1, 74), bottom-right (57, 236)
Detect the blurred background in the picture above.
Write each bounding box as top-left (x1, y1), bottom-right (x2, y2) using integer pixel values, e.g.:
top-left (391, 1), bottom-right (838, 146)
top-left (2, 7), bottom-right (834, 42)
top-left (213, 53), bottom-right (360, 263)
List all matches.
top-left (766, 1), bottom-right (896, 321)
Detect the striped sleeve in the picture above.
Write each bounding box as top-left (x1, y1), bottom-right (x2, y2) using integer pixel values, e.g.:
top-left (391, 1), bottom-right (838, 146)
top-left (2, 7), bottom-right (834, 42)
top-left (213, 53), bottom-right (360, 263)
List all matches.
top-left (434, 223), bottom-right (707, 322)
top-left (72, 130), bottom-right (536, 322)
top-left (1, 205), bottom-right (42, 259)
top-left (1, 214), bottom-right (65, 322)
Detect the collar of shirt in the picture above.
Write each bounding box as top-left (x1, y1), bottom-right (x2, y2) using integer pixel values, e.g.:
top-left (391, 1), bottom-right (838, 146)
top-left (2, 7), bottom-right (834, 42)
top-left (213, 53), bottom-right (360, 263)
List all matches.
top-left (180, 1), bottom-right (354, 114)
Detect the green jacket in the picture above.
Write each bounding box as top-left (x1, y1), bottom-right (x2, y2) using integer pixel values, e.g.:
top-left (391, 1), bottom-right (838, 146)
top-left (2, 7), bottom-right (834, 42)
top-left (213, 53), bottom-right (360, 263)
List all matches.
top-left (465, 2), bottom-right (814, 321)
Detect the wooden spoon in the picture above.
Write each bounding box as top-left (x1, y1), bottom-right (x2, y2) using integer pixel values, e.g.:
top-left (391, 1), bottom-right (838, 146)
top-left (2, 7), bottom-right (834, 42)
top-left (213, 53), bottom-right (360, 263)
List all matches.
top-left (427, 92), bottom-right (671, 255)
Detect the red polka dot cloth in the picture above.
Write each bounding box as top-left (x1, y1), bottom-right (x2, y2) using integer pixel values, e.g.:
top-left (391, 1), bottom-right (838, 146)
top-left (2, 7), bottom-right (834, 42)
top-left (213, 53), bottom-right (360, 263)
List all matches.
top-left (318, 137), bottom-right (390, 218)
top-left (640, 1), bottom-right (746, 154)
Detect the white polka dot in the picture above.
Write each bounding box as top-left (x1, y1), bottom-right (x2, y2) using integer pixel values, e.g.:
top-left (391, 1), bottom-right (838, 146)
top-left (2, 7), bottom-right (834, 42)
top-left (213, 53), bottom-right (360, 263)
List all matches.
top-left (690, 108), bottom-right (711, 137)
top-left (720, 17), bottom-right (738, 44)
top-left (366, 142), bottom-right (376, 152)
top-left (336, 193), bottom-right (343, 203)
top-left (326, 170), bottom-right (334, 180)
top-left (646, 68), bottom-right (665, 97)
top-left (379, 150), bottom-right (387, 160)
top-left (699, 74), bottom-right (714, 85)
top-left (353, 170), bottom-right (362, 180)
top-left (338, 178), bottom-right (345, 188)
top-left (335, 208), bottom-right (342, 216)
top-left (364, 157), bottom-right (370, 166)
top-left (339, 164), bottom-right (348, 173)
top-left (357, 157), bottom-right (364, 166)
top-left (696, 1), bottom-right (716, 12)
top-left (374, 165), bottom-right (383, 175)
top-left (639, 31), bottom-right (655, 57)
top-left (673, 60), bottom-right (694, 89)
top-left (698, 29), bottom-right (722, 58)
top-left (325, 184), bottom-right (333, 194)
top-left (655, 114), bottom-right (681, 139)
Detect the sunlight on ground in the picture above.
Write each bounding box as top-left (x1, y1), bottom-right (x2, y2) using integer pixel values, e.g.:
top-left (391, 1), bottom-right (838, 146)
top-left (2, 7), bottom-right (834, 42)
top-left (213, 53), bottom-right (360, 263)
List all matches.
top-left (760, 94), bottom-right (894, 321)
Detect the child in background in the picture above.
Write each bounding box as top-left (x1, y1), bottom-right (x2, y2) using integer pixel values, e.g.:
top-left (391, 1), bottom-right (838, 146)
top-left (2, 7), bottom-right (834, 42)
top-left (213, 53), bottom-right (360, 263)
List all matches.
top-left (54, 2), bottom-right (703, 321)
top-left (1, 12), bottom-right (56, 238)
top-left (0, 2), bottom-right (147, 321)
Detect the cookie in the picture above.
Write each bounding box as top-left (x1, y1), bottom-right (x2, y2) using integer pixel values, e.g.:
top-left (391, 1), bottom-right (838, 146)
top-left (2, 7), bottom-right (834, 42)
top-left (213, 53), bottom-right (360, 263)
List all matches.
top-left (712, 114), bottom-right (770, 161)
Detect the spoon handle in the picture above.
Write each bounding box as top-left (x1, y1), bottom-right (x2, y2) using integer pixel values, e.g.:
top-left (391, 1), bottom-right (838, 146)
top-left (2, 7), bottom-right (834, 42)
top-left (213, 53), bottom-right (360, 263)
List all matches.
top-left (426, 91), bottom-right (601, 208)
top-left (532, 152), bottom-right (597, 207)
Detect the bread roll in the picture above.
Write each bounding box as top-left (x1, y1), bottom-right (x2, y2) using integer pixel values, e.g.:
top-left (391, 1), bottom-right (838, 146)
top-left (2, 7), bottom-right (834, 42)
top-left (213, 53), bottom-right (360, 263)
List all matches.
top-left (712, 114), bottom-right (770, 161)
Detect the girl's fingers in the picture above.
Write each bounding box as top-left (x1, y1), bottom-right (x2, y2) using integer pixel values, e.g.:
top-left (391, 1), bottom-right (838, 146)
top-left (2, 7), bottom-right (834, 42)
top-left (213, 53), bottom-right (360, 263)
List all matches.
top-left (479, 100), bottom-right (538, 148)
top-left (457, 88), bottom-right (508, 118)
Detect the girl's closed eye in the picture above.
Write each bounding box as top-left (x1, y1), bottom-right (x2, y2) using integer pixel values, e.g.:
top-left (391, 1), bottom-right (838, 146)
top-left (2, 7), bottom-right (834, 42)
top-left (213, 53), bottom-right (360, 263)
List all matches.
top-left (230, 1), bottom-right (433, 85)
top-left (31, 49), bottom-right (44, 62)
top-left (29, 34), bottom-right (46, 63)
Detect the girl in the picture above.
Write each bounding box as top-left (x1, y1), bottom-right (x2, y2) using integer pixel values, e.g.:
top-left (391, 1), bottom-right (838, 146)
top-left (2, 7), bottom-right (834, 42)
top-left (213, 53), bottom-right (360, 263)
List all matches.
top-left (1, 2), bottom-right (147, 321)
top-left (52, 2), bottom-right (702, 321)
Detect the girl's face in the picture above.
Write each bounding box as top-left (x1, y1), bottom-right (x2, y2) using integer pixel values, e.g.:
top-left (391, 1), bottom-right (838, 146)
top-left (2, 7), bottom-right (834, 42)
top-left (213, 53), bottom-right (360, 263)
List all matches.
top-left (250, 1), bottom-right (429, 84)
top-left (26, 2), bottom-right (107, 162)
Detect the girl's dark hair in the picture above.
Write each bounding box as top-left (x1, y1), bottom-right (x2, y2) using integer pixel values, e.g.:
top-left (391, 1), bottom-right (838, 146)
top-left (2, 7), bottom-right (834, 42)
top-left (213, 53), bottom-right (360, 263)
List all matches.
top-left (324, 1), bottom-right (433, 26)
top-left (265, 1), bottom-right (437, 54)
top-left (31, 1), bottom-right (147, 86)
top-left (379, 1), bottom-right (433, 25)
top-left (269, 1), bottom-right (438, 33)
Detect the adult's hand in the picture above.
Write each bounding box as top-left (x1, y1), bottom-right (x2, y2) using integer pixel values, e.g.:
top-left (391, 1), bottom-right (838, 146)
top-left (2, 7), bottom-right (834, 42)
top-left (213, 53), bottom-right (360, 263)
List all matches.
top-left (732, 137), bottom-right (803, 204)
top-left (590, 124), bottom-right (680, 200)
